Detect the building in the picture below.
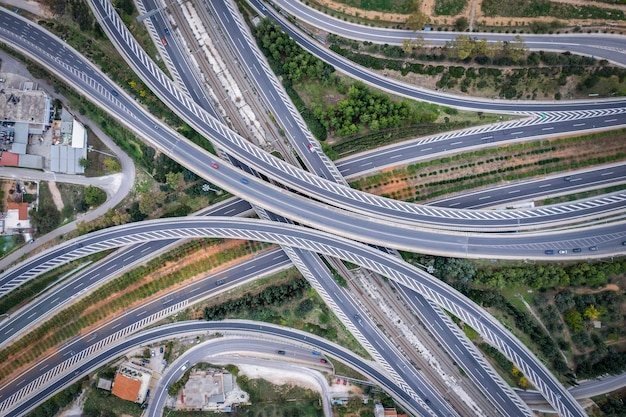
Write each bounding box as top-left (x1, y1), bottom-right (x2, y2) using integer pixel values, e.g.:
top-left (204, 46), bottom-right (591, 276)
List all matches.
top-left (0, 83), bottom-right (50, 134)
top-left (178, 370), bottom-right (244, 411)
top-left (4, 202), bottom-right (30, 233)
top-left (111, 364), bottom-right (151, 403)
top-left (50, 109), bottom-right (87, 174)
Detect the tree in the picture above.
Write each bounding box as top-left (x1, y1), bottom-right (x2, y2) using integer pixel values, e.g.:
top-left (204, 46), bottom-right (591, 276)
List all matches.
top-left (455, 17), bottom-right (469, 32)
top-left (78, 157), bottom-right (91, 169)
top-left (565, 310), bottom-right (584, 332)
top-left (166, 172), bottom-right (184, 191)
top-left (85, 186), bottom-right (106, 206)
top-left (406, 0), bottom-right (429, 31)
top-left (584, 305), bottom-right (604, 321)
top-left (30, 206), bottom-right (61, 234)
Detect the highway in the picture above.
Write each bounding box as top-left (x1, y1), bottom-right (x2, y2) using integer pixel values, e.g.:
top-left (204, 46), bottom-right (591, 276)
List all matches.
top-left (2, 216), bottom-right (614, 416)
top-left (0, 1), bottom-right (620, 414)
top-left (81, 0), bottom-right (626, 233)
top-left (265, 0), bottom-right (626, 109)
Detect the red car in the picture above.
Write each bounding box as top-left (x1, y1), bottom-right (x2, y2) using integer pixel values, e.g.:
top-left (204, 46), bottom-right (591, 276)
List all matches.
top-left (211, 162), bottom-right (219, 169)
top-left (161, 38), bottom-right (168, 46)
top-left (307, 143), bottom-right (315, 152)
top-left (343, 379), bottom-right (347, 385)
top-left (336, 378), bottom-right (341, 384)
top-left (320, 358), bottom-right (327, 364)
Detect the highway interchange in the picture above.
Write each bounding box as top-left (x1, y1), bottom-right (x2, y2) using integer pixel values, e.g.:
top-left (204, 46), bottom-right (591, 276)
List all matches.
top-left (0, 0), bottom-right (621, 414)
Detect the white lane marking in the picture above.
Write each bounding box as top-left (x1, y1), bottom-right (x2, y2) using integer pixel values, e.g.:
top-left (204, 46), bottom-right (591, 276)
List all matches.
top-left (4, 327), bottom-right (14, 335)
top-left (541, 127), bottom-right (554, 131)
top-left (571, 177), bottom-right (582, 182)
top-left (508, 189), bottom-right (521, 194)
top-left (273, 255), bottom-right (283, 260)
top-left (605, 118), bottom-right (617, 123)
top-left (189, 287), bottom-right (200, 292)
top-left (136, 310), bottom-right (147, 317)
top-left (390, 154), bottom-right (402, 159)
top-left (106, 264), bottom-right (117, 272)
top-left (481, 135), bottom-right (493, 139)
top-left (573, 123), bottom-right (585, 127)
top-left (601, 171), bottom-right (614, 176)
top-left (510, 131), bottom-right (523, 135)
top-left (245, 265), bottom-right (255, 271)
top-left (478, 196), bottom-right (491, 200)
top-left (360, 162), bottom-right (372, 167)
top-left (40, 364), bottom-right (49, 371)
top-left (141, 247), bottom-right (151, 253)
top-left (51, 297), bottom-right (59, 304)
top-left (89, 273), bottom-right (100, 281)
top-left (112, 323), bottom-right (121, 329)
top-left (74, 283), bottom-right (83, 290)
top-left (224, 208), bottom-right (236, 215)
top-left (448, 202), bottom-right (460, 207)
top-left (123, 256), bottom-right (134, 263)
top-left (27, 312), bottom-right (37, 319)
top-left (450, 141), bottom-right (462, 145)
top-left (539, 184), bottom-right (551, 188)
top-left (421, 147), bottom-right (432, 152)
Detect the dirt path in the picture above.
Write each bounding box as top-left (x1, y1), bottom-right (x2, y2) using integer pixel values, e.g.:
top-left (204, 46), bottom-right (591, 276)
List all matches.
top-left (47, 181), bottom-right (64, 212)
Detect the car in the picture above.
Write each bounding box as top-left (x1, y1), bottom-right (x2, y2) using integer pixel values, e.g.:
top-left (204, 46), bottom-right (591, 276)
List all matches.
top-left (277, 350), bottom-right (285, 355)
top-left (623, 241), bottom-right (626, 246)
top-left (572, 248), bottom-right (582, 253)
top-left (589, 246), bottom-right (598, 251)
top-left (307, 143), bottom-right (315, 152)
top-left (111, 89), bottom-right (119, 97)
top-left (151, 350), bottom-right (155, 357)
top-left (354, 314), bottom-right (362, 324)
top-left (240, 178), bottom-right (249, 184)
top-left (76, 243), bottom-right (83, 249)
top-left (164, 27), bottom-right (170, 35)
top-left (336, 378), bottom-right (341, 384)
top-left (181, 361), bottom-right (190, 371)
top-left (216, 279), bottom-right (225, 286)
top-left (343, 378), bottom-right (347, 385)
top-left (159, 346), bottom-right (164, 354)
top-left (564, 176), bottom-right (572, 181)
top-left (320, 358), bottom-right (327, 364)
top-left (544, 250), bottom-right (554, 255)
top-left (211, 162), bottom-right (219, 169)
top-left (311, 351), bottom-right (321, 356)
top-left (558, 250), bottom-right (567, 254)
top-left (161, 37), bottom-right (168, 46)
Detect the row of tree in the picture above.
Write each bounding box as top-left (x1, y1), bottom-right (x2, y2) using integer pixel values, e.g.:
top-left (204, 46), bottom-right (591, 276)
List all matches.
top-left (203, 278), bottom-right (310, 321)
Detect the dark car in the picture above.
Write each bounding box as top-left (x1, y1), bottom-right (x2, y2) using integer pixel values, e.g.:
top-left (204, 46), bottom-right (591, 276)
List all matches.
top-left (589, 246), bottom-right (598, 251)
top-left (240, 178), bottom-right (249, 184)
top-left (216, 279), bottom-right (225, 286)
top-left (572, 248), bottom-right (582, 253)
top-left (544, 250), bottom-right (554, 255)
top-left (320, 358), bottom-right (327, 363)
top-left (277, 350), bottom-right (285, 355)
top-left (164, 27), bottom-right (170, 35)
top-left (564, 176), bottom-right (572, 181)
top-left (623, 241), bottom-right (626, 246)
top-left (111, 89), bottom-right (119, 97)
top-left (159, 346), bottom-right (164, 353)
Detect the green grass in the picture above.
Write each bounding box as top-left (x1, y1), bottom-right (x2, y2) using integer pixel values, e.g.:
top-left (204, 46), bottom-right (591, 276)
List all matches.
top-left (482, 0), bottom-right (625, 20)
top-left (434, 0), bottom-right (467, 16)
top-left (317, 0), bottom-right (412, 14)
top-left (83, 388), bottom-right (143, 417)
top-left (540, 184), bottom-right (626, 206)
